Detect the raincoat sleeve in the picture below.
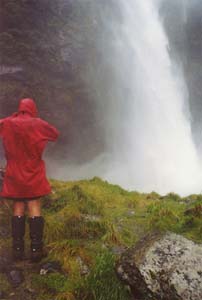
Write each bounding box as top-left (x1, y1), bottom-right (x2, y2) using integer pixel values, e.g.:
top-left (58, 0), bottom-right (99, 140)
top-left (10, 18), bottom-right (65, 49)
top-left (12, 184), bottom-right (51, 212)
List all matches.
top-left (40, 120), bottom-right (59, 142)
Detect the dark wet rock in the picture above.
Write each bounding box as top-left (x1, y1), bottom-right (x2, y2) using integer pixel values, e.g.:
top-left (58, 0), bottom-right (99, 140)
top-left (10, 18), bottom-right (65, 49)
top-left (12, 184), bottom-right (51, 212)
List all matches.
top-left (0, 256), bottom-right (11, 273)
top-left (24, 287), bottom-right (35, 294)
top-left (184, 204), bottom-right (202, 217)
top-left (9, 289), bottom-right (35, 300)
top-left (0, 226), bottom-right (10, 238)
top-left (40, 261), bottom-right (62, 275)
top-left (181, 198), bottom-right (196, 205)
top-left (6, 267), bottom-right (24, 288)
top-left (116, 232), bottom-right (202, 300)
top-left (111, 245), bottom-right (127, 256)
top-left (0, 291), bottom-right (5, 299)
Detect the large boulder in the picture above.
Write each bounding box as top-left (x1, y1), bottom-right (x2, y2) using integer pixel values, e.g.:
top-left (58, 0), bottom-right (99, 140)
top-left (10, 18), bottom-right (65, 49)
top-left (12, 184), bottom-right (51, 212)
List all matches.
top-left (116, 232), bottom-right (202, 300)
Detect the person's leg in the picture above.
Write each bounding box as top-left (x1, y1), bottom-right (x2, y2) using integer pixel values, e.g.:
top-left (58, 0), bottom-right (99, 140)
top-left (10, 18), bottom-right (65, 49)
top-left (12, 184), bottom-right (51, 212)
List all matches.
top-left (27, 199), bottom-right (44, 262)
top-left (12, 201), bottom-right (26, 261)
top-left (13, 201), bottom-right (25, 216)
top-left (27, 198), bottom-right (41, 217)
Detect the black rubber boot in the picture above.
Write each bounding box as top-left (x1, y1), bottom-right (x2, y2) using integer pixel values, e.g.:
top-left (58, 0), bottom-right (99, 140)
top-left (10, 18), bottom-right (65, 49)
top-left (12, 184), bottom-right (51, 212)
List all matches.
top-left (11, 216), bottom-right (25, 261)
top-left (29, 216), bottom-right (44, 263)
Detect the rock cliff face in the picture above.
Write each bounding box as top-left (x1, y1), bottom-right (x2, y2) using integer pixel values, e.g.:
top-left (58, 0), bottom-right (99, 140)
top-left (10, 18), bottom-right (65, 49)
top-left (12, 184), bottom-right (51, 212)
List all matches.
top-left (0, 0), bottom-right (101, 163)
top-left (116, 232), bottom-right (202, 300)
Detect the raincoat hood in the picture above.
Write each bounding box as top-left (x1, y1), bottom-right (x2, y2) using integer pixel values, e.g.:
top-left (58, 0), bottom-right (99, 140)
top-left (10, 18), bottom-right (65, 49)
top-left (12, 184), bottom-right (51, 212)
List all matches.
top-left (18, 98), bottom-right (38, 117)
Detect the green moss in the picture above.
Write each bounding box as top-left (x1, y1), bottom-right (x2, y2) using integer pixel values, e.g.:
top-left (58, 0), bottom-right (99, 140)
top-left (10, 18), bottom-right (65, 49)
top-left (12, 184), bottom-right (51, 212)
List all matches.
top-left (32, 273), bottom-right (69, 293)
top-left (0, 273), bottom-right (10, 293)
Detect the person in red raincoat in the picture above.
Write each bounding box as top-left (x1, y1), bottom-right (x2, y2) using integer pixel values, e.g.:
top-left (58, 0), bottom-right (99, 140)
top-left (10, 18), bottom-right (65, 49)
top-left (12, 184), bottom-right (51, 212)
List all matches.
top-left (0, 98), bottom-right (59, 262)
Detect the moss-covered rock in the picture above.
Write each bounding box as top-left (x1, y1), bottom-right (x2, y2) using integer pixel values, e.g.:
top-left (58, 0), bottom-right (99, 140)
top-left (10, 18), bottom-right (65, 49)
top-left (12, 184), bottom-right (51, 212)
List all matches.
top-left (116, 232), bottom-right (202, 300)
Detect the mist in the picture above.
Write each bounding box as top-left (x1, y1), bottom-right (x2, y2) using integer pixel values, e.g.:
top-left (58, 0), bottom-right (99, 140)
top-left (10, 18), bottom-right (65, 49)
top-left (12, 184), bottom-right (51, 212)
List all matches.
top-left (45, 0), bottom-right (202, 196)
top-left (1, 0), bottom-right (202, 196)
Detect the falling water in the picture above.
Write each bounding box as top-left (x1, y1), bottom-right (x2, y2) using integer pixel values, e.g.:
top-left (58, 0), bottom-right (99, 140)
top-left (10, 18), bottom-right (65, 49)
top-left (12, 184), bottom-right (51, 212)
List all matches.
top-left (53, 0), bottom-right (202, 196)
top-left (100, 0), bottom-right (202, 195)
top-left (81, 0), bottom-right (202, 196)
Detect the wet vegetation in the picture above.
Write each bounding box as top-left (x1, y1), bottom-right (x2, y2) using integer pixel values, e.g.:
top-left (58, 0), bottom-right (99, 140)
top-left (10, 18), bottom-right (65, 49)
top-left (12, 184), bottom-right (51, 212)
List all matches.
top-left (0, 177), bottom-right (202, 299)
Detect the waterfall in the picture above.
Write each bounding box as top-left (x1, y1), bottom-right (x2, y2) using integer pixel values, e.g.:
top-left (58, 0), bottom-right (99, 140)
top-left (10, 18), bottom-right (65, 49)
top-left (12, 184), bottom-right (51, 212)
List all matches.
top-left (55, 0), bottom-right (202, 196)
top-left (86, 0), bottom-right (202, 195)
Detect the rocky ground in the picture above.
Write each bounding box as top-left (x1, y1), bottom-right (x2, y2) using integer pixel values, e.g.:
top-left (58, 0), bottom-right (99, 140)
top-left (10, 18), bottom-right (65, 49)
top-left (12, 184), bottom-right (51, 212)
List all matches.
top-left (0, 177), bottom-right (202, 300)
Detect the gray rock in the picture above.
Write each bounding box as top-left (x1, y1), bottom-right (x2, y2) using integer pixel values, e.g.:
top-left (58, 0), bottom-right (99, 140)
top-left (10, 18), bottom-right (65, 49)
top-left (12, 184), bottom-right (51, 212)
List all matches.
top-left (40, 261), bottom-right (61, 275)
top-left (126, 210), bottom-right (136, 217)
top-left (76, 256), bottom-right (90, 275)
top-left (0, 226), bottom-right (10, 238)
top-left (6, 267), bottom-right (24, 288)
top-left (0, 256), bottom-right (11, 273)
top-left (111, 245), bottom-right (127, 256)
top-left (82, 214), bottom-right (101, 222)
top-left (0, 65), bottom-right (22, 75)
top-left (116, 232), bottom-right (202, 300)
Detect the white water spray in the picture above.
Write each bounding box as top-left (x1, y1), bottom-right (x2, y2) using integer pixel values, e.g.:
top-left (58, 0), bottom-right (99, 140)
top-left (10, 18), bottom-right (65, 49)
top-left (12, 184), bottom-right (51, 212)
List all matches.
top-left (90, 0), bottom-right (202, 196)
top-left (52, 0), bottom-right (202, 196)
top-left (97, 0), bottom-right (202, 195)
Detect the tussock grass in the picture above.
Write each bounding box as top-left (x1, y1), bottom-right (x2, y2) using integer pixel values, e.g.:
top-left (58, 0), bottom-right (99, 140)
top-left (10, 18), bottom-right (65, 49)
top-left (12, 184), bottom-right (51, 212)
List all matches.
top-left (76, 250), bottom-right (130, 300)
top-left (46, 239), bottom-right (91, 273)
top-left (0, 273), bottom-right (10, 294)
top-left (1, 177), bottom-right (202, 299)
top-left (56, 292), bottom-right (76, 300)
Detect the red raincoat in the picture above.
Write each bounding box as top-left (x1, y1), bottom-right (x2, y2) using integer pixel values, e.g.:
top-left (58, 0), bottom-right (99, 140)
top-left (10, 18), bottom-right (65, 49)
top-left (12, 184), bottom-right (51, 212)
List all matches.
top-left (0, 98), bottom-right (59, 199)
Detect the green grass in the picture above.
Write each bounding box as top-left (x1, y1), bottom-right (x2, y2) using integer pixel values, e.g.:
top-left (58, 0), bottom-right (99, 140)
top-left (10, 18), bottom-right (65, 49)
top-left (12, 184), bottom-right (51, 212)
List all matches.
top-left (76, 250), bottom-right (130, 300)
top-left (1, 177), bottom-right (202, 299)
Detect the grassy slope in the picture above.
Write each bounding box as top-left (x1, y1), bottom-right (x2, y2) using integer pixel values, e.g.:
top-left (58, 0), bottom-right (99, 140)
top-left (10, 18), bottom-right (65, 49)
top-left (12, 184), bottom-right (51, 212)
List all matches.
top-left (0, 177), bottom-right (202, 300)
